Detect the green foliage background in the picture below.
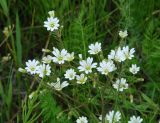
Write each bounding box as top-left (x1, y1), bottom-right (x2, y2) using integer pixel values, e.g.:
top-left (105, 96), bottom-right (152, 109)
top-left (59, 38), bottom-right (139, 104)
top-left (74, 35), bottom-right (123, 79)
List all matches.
top-left (0, 0), bottom-right (160, 122)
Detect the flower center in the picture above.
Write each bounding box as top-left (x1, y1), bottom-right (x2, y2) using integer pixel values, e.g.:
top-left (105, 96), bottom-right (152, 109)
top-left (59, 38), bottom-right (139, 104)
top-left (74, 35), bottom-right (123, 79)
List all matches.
top-left (30, 66), bottom-right (35, 71)
top-left (86, 65), bottom-right (91, 71)
top-left (58, 56), bottom-right (63, 61)
top-left (50, 22), bottom-right (55, 27)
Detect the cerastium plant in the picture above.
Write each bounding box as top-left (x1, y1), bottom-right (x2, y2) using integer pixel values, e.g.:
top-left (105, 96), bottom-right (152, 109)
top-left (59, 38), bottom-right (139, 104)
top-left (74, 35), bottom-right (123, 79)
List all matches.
top-left (19, 10), bottom-right (143, 123)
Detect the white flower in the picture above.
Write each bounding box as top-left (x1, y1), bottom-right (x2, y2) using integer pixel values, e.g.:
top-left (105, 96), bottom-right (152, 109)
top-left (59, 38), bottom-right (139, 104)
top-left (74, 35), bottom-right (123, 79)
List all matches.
top-left (88, 42), bottom-right (101, 55)
top-left (44, 17), bottom-right (59, 31)
top-left (129, 64), bottom-right (140, 74)
top-left (65, 52), bottom-right (74, 61)
top-left (36, 64), bottom-right (51, 78)
top-left (108, 47), bottom-right (126, 62)
top-left (97, 60), bottom-right (116, 75)
top-left (128, 116), bottom-right (143, 123)
top-left (47, 78), bottom-right (69, 91)
top-left (78, 54), bottom-right (83, 60)
top-left (42, 55), bottom-right (53, 64)
top-left (18, 68), bottom-right (27, 73)
top-left (52, 47), bottom-right (68, 64)
top-left (122, 46), bottom-right (135, 60)
top-left (76, 116), bottom-right (88, 123)
top-left (76, 74), bottom-right (87, 84)
top-left (25, 59), bottom-right (39, 74)
top-left (113, 78), bottom-right (128, 92)
top-left (119, 30), bottom-right (128, 38)
top-left (29, 91), bottom-right (36, 99)
top-left (64, 69), bottom-right (76, 80)
top-left (99, 115), bottom-right (102, 121)
top-left (48, 10), bottom-right (55, 17)
top-left (106, 110), bottom-right (121, 123)
top-left (78, 57), bottom-right (97, 74)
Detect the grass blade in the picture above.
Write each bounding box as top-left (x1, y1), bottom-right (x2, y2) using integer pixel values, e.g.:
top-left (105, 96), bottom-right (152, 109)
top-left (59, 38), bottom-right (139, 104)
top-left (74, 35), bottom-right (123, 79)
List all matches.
top-left (0, 0), bottom-right (8, 16)
top-left (16, 12), bottom-right (22, 65)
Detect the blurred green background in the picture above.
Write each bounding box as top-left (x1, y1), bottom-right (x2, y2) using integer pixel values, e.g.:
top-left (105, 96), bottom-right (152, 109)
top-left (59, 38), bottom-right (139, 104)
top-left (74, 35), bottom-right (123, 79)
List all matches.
top-left (0, 0), bottom-right (160, 122)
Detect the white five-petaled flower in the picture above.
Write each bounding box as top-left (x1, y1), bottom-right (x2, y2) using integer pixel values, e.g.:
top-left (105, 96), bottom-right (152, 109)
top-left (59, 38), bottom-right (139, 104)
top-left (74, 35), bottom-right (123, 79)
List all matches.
top-left (88, 42), bottom-right (102, 55)
top-left (122, 46), bottom-right (135, 60)
top-left (25, 59), bottom-right (39, 74)
top-left (113, 78), bottom-right (128, 92)
top-left (65, 52), bottom-right (74, 62)
top-left (108, 47), bottom-right (126, 62)
top-left (106, 110), bottom-right (121, 123)
top-left (47, 78), bottom-right (69, 91)
top-left (52, 47), bottom-right (68, 64)
top-left (97, 60), bottom-right (117, 75)
top-left (44, 17), bottom-right (59, 31)
top-left (36, 64), bottom-right (51, 78)
top-left (119, 30), bottom-right (128, 38)
top-left (76, 74), bottom-right (87, 84)
top-left (128, 116), bottom-right (143, 123)
top-left (78, 57), bottom-right (97, 74)
top-left (76, 116), bottom-right (88, 123)
top-left (64, 69), bottom-right (76, 80)
top-left (129, 64), bottom-right (140, 74)
top-left (48, 10), bottom-right (55, 17)
top-left (42, 55), bottom-right (53, 64)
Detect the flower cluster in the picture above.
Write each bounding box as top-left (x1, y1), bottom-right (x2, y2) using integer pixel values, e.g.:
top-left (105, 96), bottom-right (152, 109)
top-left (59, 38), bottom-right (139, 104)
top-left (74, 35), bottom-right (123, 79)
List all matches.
top-left (108, 46), bottom-right (135, 62)
top-left (19, 14), bottom-right (142, 122)
top-left (18, 59), bottom-right (51, 78)
top-left (98, 110), bottom-right (143, 123)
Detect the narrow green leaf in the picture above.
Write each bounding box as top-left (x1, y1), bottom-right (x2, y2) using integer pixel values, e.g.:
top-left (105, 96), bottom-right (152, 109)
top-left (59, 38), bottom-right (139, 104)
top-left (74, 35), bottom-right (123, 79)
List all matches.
top-left (0, 0), bottom-right (8, 16)
top-left (141, 93), bottom-right (158, 110)
top-left (16, 12), bottom-right (22, 65)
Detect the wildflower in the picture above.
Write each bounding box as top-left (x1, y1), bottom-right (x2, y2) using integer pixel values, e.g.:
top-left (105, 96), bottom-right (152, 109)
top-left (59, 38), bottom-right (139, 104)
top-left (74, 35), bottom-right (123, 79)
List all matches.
top-left (65, 52), bottom-right (74, 62)
top-left (97, 60), bottom-right (116, 75)
top-left (122, 46), bottom-right (135, 60)
top-left (113, 78), bottom-right (128, 92)
top-left (42, 48), bottom-right (51, 53)
top-left (129, 64), bottom-right (140, 74)
top-left (128, 116), bottom-right (143, 123)
top-left (52, 47), bottom-right (68, 64)
top-left (78, 57), bottom-right (97, 74)
top-left (36, 64), bottom-right (51, 78)
top-left (99, 115), bottom-right (102, 121)
top-left (119, 30), bottom-right (128, 38)
top-left (76, 116), bottom-right (88, 123)
top-left (25, 59), bottom-right (39, 74)
top-left (3, 25), bottom-right (12, 37)
top-left (47, 78), bottom-right (69, 91)
top-left (18, 68), bottom-right (27, 73)
top-left (106, 110), bottom-right (121, 123)
top-left (88, 42), bottom-right (101, 55)
top-left (2, 53), bottom-right (11, 63)
top-left (78, 54), bottom-right (83, 60)
top-left (48, 10), bottom-right (55, 17)
top-left (108, 47), bottom-right (126, 62)
top-left (29, 91), bottom-right (36, 99)
top-left (42, 55), bottom-right (53, 64)
top-left (76, 74), bottom-right (87, 84)
top-left (44, 17), bottom-right (59, 31)
top-left (64, 69), bottom-right (76, 80)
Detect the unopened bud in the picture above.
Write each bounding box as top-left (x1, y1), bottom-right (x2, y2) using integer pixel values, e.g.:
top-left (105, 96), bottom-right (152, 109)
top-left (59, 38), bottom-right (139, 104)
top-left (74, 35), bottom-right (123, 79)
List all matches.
top-left (18, 68), bottom-right (27, 73)
top-left (48, 10), bottom-right (55, 17)
top-left (42, 48), bottom-right (51, 53)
